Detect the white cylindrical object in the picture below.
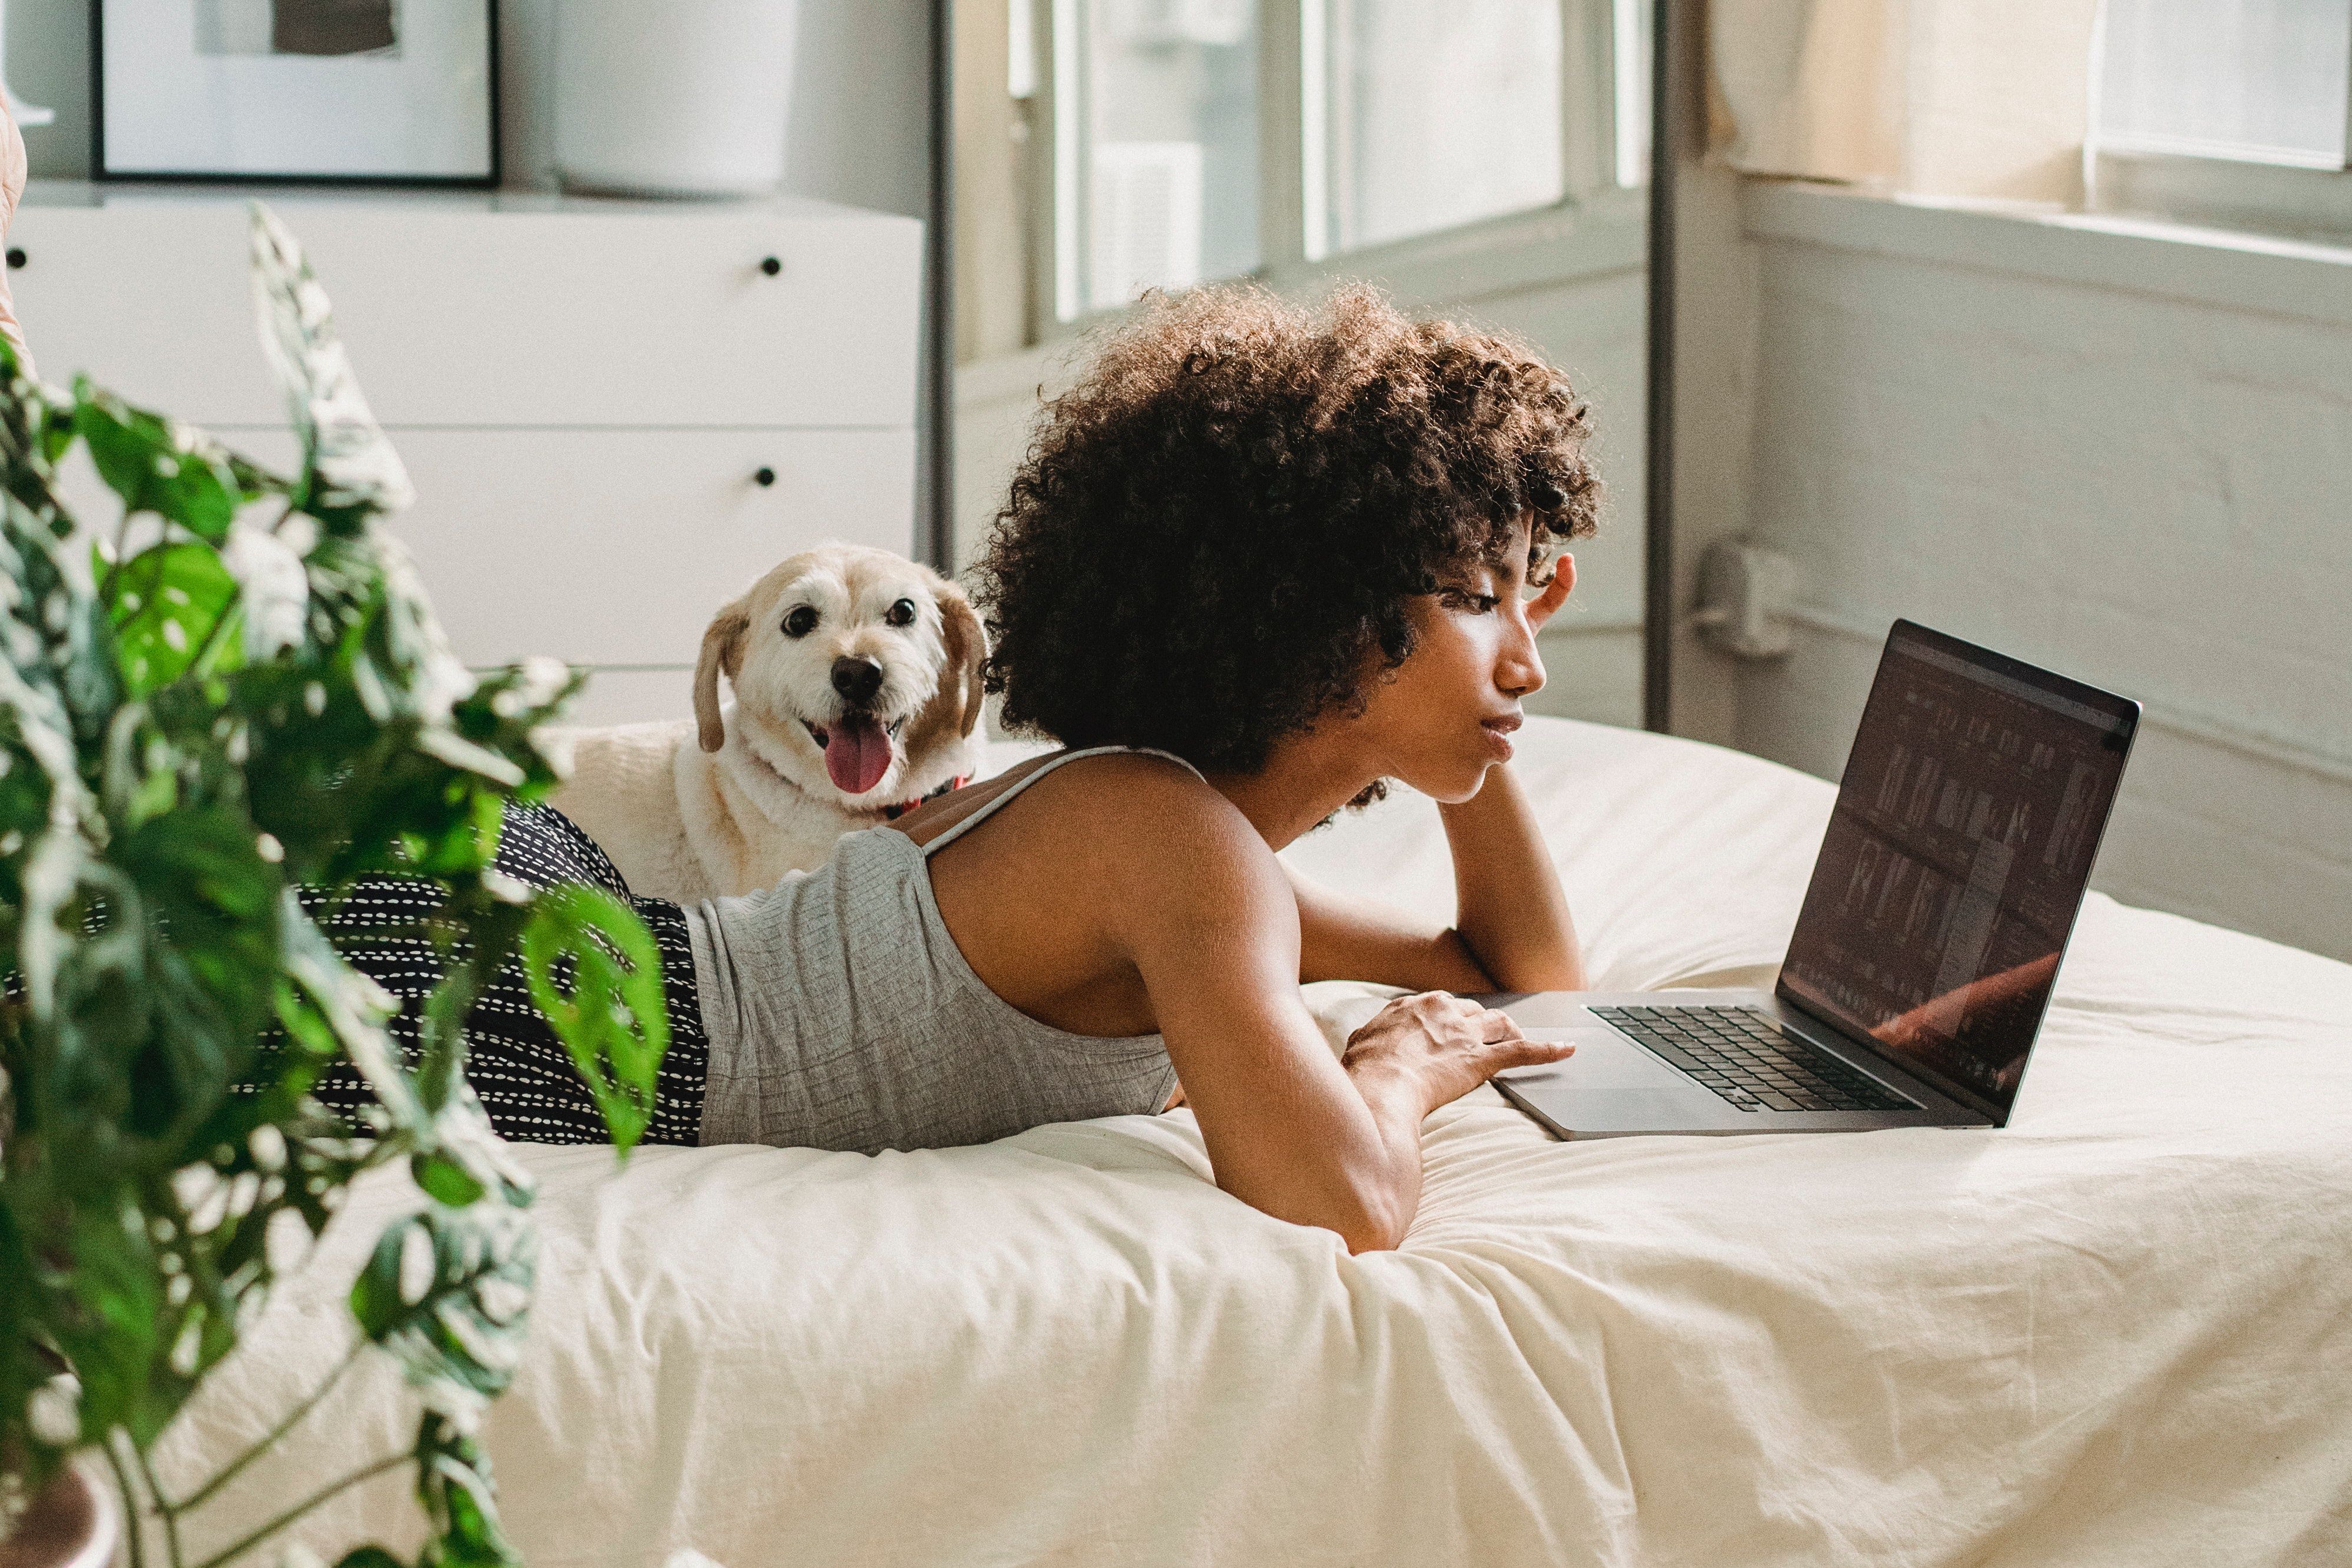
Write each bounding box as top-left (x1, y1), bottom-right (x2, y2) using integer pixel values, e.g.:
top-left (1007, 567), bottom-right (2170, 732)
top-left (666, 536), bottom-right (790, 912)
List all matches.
top-left (555, 0), bottom-right (801, 198)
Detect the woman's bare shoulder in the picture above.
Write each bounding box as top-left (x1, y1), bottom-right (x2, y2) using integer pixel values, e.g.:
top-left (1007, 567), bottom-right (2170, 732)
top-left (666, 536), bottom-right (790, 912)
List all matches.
top-left (1028, 750), bottom-right (1258, 850)
top-left (969, 752), bottom-right (1282, 929)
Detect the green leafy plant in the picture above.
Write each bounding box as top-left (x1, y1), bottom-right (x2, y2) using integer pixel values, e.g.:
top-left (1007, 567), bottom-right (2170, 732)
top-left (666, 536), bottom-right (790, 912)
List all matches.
top-left (0, 203), bottom-right (669, 1567)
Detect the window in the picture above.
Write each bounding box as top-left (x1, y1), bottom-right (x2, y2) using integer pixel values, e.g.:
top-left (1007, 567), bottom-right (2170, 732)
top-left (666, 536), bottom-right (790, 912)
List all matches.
top-left (1056, 0), bottom-right (1262, 319)
top-left (1307, 0), bottom-right (1566, 258)
top-left (1030, 0), bottom-right (1648, 329)
top-left (2091, 0), bottom-right (2352, 240)
top-left (2099, 0), bottom-right (2348, 168)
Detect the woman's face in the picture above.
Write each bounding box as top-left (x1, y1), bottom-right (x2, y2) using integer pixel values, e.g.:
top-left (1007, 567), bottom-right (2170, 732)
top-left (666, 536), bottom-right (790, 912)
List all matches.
top-left (1352, 525), bottom-right (1575, 803)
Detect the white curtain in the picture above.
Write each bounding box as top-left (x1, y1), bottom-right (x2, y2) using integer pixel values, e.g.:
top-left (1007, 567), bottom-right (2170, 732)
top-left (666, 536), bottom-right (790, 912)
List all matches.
top-left (1709, 0), bottom-right (2104, 203)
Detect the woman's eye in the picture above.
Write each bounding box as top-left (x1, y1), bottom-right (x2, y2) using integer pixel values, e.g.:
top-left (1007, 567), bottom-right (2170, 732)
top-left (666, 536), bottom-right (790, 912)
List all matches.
top-left (1445, 589), bottom-right (1501, 613)
top-left (884, 598), bottom-right (917, 627)
top-left (783, 606), bottom-right (819, 638)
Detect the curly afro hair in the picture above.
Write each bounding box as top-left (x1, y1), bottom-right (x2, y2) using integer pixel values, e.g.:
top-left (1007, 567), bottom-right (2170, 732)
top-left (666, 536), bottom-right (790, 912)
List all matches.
top-left (971, 282), bottom-right (1601, 774)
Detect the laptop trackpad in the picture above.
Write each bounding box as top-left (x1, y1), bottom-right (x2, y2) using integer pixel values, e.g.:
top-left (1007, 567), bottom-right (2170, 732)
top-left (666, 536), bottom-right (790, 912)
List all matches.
top-left (1497, 1027), bottom-right (1692, 1091)
top-left (1496, 1025), bottom-right (1759, 1133)
top-left (1495, 1028), bottom-right (1739, 1134)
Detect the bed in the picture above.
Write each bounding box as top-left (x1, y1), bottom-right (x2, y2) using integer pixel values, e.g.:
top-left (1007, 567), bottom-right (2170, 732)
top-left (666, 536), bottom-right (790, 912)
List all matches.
top-left (153, 717), bottom-right (2352, 1566)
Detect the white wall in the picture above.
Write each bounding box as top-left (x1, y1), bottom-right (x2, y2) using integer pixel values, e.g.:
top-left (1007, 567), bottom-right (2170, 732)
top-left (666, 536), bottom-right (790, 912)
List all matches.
top-left (3, 1), bottom-right (932, 216)
top-left (954, 209), bottom-right (1655, 730)
top-left (1725, 183), bottom-right (2352, 961)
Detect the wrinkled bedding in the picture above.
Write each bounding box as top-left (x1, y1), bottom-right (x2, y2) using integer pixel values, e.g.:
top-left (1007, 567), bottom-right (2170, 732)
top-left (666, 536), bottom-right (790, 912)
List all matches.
top-left (157, 718), bottom-right (2352, 1566)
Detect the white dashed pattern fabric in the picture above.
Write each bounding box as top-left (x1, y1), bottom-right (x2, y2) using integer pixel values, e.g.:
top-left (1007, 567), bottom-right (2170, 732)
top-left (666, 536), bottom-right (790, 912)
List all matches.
top-left (299, 803), bottom-right (709, 1146)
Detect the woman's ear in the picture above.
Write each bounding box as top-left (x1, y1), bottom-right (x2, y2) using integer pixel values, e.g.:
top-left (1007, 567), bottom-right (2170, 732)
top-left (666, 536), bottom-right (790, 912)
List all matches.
top-left (1527, 552), bottom-right (1576, 631)
top-left (694, 600), bottom-right (751, 753)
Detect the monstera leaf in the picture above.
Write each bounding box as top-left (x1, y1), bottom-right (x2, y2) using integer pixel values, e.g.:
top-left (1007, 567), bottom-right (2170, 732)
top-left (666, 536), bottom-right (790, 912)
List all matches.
top-left (73, 384), bottom-right (275, 546)
top-left (414, 1412), bottom-right (524, 1568)
top-left (349, 1206), bottom-right (536, 1418)
top-left (518, 883), bottom-right (671, 1155)
top-left (249, 202), bottom-right (414, 531)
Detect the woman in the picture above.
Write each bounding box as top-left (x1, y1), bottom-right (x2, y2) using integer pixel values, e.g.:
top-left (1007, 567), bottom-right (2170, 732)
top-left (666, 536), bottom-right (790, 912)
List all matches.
top-left (317, 283), bottom-right (1597, 1254)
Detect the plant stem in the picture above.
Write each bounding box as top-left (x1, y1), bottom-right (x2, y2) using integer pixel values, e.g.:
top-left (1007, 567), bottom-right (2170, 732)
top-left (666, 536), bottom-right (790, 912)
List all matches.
top-left (132, 1441), bottom-right (185, 1568)
top-left (101, 1429), bottom-right (149, 1568)
top-left (187, 1451), bottom-right (409, 1568)
top-left (174, 1338), bottom-right (367, 1513)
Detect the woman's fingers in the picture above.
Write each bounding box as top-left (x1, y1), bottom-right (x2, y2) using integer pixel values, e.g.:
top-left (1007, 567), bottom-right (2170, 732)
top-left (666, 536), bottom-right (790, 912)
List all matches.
top-left (1474, 1006), bottom-right (1578, 1075)
top-left (1474, 1007), bottom-right (1571, 1071)
top-left (1502, 1035), bottom-right (1575, 1069)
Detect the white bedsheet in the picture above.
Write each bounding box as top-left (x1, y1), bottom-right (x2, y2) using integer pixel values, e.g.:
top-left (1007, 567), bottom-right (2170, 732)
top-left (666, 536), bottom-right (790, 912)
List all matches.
top-left (158, 718), bottom-right (2352, 1566)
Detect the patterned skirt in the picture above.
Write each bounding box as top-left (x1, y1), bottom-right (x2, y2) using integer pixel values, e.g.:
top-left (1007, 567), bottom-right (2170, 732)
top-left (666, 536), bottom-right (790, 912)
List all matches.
top-left (301, 803), bottom-right (710, 1146)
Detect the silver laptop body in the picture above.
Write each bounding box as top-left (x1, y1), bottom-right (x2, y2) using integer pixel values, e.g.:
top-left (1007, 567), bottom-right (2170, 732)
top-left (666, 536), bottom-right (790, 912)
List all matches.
top-left (1492, 620), bottom-right (2139, 1140)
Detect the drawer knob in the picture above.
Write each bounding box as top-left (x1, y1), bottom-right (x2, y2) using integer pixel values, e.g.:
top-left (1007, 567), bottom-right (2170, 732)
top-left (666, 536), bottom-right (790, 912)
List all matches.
top-left (5, 248), bottom-right (22, 270)
top-left (759, 255), bottom-right (781, 277)
top-left (753, 466), bottom-right (776, 487)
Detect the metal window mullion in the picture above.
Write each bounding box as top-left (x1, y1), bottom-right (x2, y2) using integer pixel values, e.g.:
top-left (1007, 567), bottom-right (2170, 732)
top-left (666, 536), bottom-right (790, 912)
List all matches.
top-left (1613, 0), bottom-right (1653, 188)
top-left (2343, 16), bottom-right (2352, 172)
top-left (1259, 1), bottom-right (1310, 274)
top-left (1562, 0), bottom-right (1621, 201)
top-left (1560, 0), bottom-right (1592, 201)
top-left (1044, 0), bottom-right (1085, 325)
top-left (1298, 0), bottom-right (1331, 262)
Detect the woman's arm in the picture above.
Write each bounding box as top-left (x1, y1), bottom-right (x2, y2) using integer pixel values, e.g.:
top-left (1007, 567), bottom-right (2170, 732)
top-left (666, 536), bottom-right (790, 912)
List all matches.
top-left (1103, 778), bottom-right (1570, 1252)
top-left (1287, 762), bottom-right (1585, 993)
top-left (1436, 762), bottom-right (1584, 991)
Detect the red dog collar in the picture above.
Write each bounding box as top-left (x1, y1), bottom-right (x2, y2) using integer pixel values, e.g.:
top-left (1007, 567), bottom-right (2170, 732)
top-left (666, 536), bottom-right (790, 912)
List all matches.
top-left (881, 774), bottom-right (969, 821)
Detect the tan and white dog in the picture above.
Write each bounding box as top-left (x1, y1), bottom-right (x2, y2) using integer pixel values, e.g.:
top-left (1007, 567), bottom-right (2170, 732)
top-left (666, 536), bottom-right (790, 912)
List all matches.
top-left (550, 544), bottom-right (987, 904)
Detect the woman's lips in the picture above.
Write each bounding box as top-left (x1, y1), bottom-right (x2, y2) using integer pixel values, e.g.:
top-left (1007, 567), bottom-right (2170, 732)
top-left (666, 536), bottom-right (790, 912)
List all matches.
top-left (1479, 714), bottom-right (1521, 760)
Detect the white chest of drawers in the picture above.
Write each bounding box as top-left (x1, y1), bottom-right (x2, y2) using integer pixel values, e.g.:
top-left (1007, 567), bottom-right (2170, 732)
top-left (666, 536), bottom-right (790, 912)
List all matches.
top-left (9, 182), bottom-right (923, 727)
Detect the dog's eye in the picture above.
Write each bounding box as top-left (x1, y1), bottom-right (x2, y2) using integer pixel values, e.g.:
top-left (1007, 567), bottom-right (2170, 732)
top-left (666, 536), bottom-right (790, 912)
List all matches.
top-left (884, 598), bottom-right (917, 628)
top-left (783, 606), bottom-right (819, 638)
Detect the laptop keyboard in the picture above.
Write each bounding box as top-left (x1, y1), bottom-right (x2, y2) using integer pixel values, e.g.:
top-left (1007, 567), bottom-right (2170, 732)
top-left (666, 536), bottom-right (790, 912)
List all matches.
top-left (1589, 1005), bottom-right (1915, 1114)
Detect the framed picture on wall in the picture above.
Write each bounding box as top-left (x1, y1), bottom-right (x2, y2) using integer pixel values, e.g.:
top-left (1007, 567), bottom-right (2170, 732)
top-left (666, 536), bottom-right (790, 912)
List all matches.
top-left (94, 0), bottom-right (500, 185)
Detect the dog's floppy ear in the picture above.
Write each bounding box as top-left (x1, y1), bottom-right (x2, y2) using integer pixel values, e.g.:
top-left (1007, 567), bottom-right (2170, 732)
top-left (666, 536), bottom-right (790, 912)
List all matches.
top-left (694, 599), bottom-right (751, 753)
top-left (936, 577), bottom-right (988, 740)
top-left (906, 574), bottom-right (989, 757)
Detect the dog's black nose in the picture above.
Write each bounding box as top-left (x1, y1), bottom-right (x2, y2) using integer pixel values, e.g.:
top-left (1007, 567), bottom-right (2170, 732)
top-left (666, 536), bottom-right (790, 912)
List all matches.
top-left (831, 656), bottom-right (885, 706)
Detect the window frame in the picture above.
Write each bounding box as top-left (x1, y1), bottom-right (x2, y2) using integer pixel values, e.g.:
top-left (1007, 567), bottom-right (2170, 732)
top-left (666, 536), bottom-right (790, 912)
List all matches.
top-left (2086, 7), bottom-right (2352, 246)
top-left (2088, 148), bottom-right (2352, 248)
top-left (1025, 0), bottom-right (1648, 343)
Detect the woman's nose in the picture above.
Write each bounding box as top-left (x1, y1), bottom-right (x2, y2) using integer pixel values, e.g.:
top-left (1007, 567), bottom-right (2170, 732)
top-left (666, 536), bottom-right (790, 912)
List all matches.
top-left (1500, 621), bottom-right (1545, 698)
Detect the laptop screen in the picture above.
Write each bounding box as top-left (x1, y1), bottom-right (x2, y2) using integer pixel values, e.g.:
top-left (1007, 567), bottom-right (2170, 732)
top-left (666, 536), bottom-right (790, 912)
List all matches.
top-left (1776, 621), bottom-right (2137, 1120)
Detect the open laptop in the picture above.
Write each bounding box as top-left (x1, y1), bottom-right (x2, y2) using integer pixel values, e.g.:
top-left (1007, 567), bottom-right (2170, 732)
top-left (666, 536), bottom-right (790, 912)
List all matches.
top-left (1491, 619), bottom-right (2139, 1138)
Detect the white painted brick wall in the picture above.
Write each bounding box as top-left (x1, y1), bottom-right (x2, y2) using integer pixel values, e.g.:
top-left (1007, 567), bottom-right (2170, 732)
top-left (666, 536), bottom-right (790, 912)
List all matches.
top-left (1728, 186), bottom-right (2352, 961)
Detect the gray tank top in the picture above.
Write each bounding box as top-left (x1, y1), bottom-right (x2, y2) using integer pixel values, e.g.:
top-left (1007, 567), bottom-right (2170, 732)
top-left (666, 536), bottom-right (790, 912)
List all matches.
top-left (683, 745), bottom-right (1194, 1154)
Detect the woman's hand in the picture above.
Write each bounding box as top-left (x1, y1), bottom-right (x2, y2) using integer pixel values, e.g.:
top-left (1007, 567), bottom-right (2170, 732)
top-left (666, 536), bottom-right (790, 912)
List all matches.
top-left (1341, 991), bottom-right (1574, 1116)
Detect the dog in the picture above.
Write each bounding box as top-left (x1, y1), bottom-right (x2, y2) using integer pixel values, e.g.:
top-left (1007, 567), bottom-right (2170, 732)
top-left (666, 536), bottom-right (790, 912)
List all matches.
top-left (549, 544), bottom-right (987, 904)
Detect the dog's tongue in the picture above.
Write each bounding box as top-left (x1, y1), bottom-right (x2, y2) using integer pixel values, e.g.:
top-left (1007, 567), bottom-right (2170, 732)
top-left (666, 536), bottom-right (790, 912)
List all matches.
top-left (825, 713), bottom-right (895, 795)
